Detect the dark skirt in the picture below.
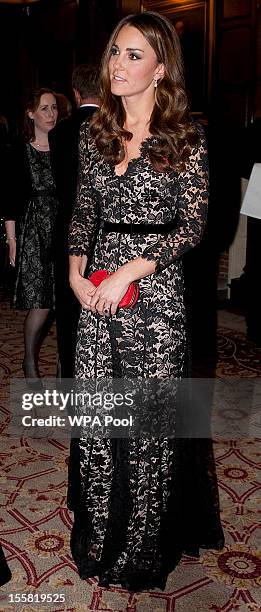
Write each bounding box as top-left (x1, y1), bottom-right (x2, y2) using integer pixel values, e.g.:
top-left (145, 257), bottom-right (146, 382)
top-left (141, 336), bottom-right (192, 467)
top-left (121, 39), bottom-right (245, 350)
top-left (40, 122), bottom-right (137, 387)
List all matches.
top-left (13, 195), bottom-right (58, 310)
top-left (68, 436), bottom-right (224, 591)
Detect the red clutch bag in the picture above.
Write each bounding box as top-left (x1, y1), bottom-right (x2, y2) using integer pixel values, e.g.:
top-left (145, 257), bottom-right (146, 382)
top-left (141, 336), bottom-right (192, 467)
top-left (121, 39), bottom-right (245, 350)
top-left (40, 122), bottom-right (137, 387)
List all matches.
top-left (88, 270), bottom-right (139, 309)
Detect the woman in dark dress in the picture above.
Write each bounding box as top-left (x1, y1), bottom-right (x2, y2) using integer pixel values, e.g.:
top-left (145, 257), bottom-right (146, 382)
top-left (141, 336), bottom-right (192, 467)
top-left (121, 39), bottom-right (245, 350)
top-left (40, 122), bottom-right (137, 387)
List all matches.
top-left (68, 12), bottom-right (224, 590)
top-left (5, 88), bottom-right (59, 384)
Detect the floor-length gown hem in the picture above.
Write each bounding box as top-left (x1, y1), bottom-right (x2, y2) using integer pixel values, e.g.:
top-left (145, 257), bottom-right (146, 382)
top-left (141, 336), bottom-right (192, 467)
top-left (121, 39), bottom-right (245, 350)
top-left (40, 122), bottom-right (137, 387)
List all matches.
top-left (71, 536), bottom-right (224, 592)
top-left (67, 122), bottom-right (224, 589)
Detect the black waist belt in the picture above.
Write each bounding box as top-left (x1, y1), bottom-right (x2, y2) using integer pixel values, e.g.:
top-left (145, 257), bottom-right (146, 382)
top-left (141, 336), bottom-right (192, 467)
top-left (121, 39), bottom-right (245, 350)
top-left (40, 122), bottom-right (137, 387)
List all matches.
top-left (100, 220), bottom-right (176, 235)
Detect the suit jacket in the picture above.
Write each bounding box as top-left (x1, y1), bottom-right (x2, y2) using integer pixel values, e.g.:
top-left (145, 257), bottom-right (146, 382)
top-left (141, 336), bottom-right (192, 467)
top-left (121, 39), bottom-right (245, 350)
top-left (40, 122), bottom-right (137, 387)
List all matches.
top-left (48, 105), bottom-right (98, 280)
top-left (239, 119), bottom-right (261, 179)
top-left (49, 105), bottom-right (98, 219)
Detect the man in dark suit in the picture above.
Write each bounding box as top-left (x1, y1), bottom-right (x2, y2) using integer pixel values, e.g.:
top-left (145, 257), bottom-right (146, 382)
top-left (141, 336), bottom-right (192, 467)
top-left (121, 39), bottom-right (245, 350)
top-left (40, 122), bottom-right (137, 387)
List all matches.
top-left (240, 118), bottom-right (261, 346)
top-left (49, 65), bottom-right (100, 379)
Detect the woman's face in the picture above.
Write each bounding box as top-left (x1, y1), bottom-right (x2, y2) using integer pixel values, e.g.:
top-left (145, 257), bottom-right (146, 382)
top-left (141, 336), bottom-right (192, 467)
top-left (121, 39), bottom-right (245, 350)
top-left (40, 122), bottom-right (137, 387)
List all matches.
top-left (28, 93), bottom-right (58, 134)
top-left (109, 25), bottom-right (164, 98)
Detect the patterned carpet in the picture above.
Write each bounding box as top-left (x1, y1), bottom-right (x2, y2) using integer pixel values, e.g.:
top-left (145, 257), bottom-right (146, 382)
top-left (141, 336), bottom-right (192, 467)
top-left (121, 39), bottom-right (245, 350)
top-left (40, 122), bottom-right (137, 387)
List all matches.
top-left (0, 299), bottom-right (260, 611)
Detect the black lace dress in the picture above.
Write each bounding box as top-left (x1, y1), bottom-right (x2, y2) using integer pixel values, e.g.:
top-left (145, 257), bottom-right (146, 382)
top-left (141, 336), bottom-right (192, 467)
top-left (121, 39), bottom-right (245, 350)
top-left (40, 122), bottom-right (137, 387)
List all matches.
top-left (13, 144), bottom-right (59, 310)
top-left (68, 122), bottom-right (224, 591)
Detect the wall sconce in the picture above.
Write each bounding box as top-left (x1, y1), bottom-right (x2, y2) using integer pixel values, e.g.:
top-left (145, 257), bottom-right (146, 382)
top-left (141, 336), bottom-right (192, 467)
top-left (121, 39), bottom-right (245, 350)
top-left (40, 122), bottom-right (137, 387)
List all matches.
top-left (0, 0), bottom-right (40, 16)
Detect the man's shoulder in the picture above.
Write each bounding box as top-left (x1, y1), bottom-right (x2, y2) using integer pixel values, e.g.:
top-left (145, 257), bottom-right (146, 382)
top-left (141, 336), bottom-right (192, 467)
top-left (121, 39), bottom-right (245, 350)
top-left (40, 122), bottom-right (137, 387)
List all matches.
top-left (49, 107), bottom-right (97, 143)
top-left (78, 105), bottom-right (98, 120)
top-left (49, 114), bottom-right (82, 153)
top-left (49, 114), bottom-right (75, 141)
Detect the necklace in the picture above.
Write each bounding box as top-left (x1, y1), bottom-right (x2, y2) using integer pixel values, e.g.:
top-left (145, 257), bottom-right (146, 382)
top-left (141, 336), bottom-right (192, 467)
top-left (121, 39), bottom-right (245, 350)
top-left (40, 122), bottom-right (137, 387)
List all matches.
top-left (32, 141), bottom-right (49, 149)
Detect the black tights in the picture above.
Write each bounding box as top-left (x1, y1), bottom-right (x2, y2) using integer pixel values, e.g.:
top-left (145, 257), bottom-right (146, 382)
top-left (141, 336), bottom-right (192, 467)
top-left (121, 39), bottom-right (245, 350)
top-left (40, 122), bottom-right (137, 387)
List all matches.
top-left (23, 308), bottom-right (54, 378)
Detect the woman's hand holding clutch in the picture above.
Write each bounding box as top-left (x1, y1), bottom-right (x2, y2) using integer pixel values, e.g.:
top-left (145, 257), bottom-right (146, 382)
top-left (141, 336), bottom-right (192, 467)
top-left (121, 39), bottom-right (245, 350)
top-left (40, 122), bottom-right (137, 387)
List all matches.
top-left (70, 274), bottom-right (96, 310)
top-left (89, 269), bottom-right (136, 316)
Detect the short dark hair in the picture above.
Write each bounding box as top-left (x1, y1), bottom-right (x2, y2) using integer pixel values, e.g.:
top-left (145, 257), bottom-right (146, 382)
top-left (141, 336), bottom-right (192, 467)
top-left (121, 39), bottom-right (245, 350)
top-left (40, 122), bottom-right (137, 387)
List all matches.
top-left (72, 64), bottom-right (100, 98)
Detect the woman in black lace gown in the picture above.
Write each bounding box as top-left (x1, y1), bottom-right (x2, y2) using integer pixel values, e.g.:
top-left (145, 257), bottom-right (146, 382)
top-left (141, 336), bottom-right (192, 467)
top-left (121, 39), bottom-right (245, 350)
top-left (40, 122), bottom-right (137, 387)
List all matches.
top-left (5, 89), bottom-right (59, 384)
top-left (68, 12), bottom-right (224, 590)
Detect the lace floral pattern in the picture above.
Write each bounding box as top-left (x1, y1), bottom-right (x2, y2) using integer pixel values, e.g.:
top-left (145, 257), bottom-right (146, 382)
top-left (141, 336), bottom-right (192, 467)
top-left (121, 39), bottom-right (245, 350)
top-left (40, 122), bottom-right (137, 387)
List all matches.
top-left (68, 122), bottom-right (224, 590)
top-left (13, 144), bottom-right (59, 310)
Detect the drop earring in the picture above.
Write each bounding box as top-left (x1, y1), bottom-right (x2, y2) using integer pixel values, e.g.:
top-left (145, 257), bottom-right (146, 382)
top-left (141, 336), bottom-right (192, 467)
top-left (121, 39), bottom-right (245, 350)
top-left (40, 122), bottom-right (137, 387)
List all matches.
top-left (154, 79), bottom-right (158, 88)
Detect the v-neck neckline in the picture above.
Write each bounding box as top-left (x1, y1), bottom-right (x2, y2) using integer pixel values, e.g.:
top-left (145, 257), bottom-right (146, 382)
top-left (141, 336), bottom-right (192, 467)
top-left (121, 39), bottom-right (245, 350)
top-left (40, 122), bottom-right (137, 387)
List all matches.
top-left (112, 135), bottom-right (156, 178)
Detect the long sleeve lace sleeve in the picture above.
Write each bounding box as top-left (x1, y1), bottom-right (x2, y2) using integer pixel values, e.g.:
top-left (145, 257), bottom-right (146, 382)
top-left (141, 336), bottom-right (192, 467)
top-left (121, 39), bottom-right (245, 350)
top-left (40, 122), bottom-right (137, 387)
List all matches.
top-left (142, 127), bottom-right (208, 274)
top-left (68, 122), bottom-right (98, 257)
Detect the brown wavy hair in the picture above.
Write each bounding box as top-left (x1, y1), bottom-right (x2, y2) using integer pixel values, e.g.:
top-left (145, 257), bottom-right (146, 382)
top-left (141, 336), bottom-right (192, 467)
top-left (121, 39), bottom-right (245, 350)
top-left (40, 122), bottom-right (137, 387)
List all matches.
top-left (23, 87), bottom-right (57, 142)
top-left (90, 11), bottom-right (199, 172)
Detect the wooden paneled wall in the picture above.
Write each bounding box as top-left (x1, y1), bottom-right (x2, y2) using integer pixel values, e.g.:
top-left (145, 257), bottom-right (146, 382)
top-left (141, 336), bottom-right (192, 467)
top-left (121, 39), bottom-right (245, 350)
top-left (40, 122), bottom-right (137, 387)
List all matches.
top-left (0, 0), bottom-right (78, 124)
top-left (0, 0), bottom-right (119, 126)
top-left (121, 0), bottom-right (142, 14)
top-left (0, 1), bottom-right (259, 130)
top-left (214, 0), bottom-right (257, 127)
top-left (255, 2), bottom-right (261, 115)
